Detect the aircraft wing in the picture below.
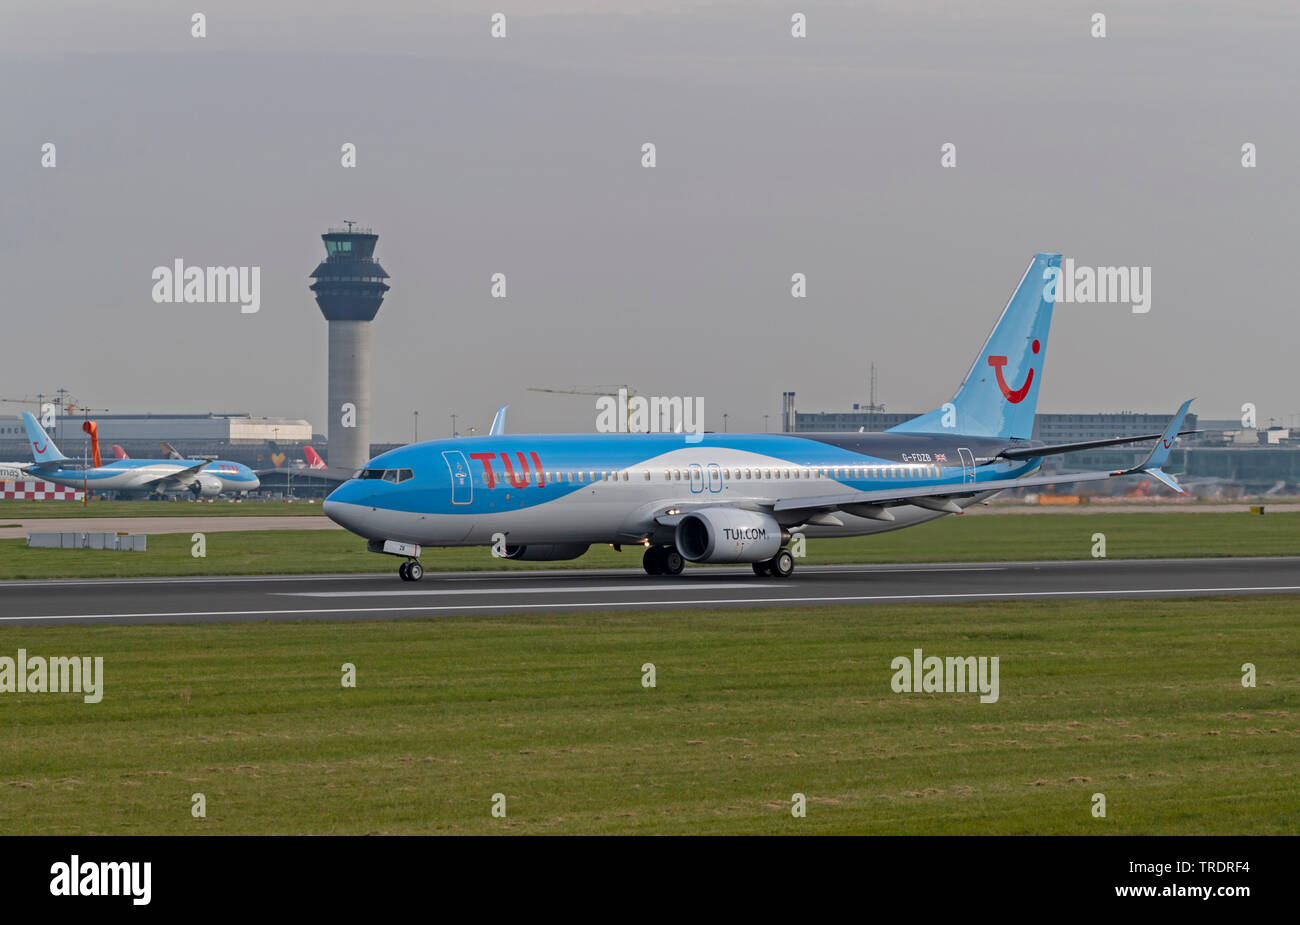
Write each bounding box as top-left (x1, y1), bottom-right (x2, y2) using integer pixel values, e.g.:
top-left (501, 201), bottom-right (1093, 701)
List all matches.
top-left (998, 429), bottom-right (1200, 460)
top-left (138, 460), bottom-right (211, 487)
top-left (773, 399), bottom-right (1194, 514)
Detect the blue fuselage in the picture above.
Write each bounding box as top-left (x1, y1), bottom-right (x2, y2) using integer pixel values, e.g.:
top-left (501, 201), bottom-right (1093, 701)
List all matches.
top-left (323, 431), bottom-right (1041, 547)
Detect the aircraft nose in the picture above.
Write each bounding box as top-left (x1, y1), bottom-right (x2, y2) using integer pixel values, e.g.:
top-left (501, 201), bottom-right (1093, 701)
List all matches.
top-left (323, 495), bottom-right (369, 536)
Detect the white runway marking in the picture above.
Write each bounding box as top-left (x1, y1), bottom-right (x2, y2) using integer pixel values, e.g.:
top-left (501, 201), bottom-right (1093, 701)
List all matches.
top-left (277, 582), bottom-right (767, 598)
top-left (6, 586), bottom-right (1300, 622)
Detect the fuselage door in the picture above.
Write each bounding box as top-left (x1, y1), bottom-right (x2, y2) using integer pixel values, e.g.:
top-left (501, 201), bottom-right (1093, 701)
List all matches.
top-left (442, 450), bottom-right (473, 505)
top-left (958, 447), bottom-right (976, 484)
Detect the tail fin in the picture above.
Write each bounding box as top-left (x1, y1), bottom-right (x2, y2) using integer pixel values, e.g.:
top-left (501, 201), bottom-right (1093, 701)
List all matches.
top-left (304, 446), bottom-right (326, 469)
top-left (112, 444), bottom-right (129, 460)
top-left (888, 253), bottom-right (1060, 440)
top-left (21, 412), bottom-right (71, 465)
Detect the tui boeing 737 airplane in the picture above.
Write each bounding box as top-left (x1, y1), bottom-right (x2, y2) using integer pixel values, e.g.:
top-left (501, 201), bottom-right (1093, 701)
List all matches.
top-left (19, 413), bottom-right (260, 497)
top-left (323, 253), bottom-right (1195, 581)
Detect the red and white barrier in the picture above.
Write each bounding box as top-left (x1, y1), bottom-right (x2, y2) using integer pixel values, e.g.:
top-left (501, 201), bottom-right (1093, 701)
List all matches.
top-left (0, 480), bottom-right (84, 500)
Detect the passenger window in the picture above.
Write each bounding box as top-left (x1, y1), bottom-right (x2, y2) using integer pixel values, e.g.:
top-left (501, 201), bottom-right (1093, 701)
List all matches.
top-left (644, 470), bottom-right (651, 481)
top-left (674, 470), bottom-right (682, 480)
top-left (577, 471), bottom-right (586, 482)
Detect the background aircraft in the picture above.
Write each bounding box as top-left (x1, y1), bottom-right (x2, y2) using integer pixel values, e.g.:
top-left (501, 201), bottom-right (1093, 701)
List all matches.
top-left (324, 254), bottom-right (1197, 581)
top-left (21, 412), bottom-right (260, 497)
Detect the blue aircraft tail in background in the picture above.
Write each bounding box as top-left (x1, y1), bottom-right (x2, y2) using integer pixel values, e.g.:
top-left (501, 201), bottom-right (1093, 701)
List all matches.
top-left (21, 411), bottom-right (71, 466)
top-left (889, 252), bottom-right (1060, 440)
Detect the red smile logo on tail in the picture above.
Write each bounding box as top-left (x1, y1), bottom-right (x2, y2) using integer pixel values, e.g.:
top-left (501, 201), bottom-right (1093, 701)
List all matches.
top-left (987, 339), bottom-right (1039, 404)
top-left (32, 440), bottom-right (46, 454)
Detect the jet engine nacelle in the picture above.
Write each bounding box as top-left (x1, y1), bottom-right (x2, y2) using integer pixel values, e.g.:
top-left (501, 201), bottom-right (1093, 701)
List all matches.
top-left (675, 508), bottom-right (784, 563)
top-left (188, 473), bottom-right (223, 498)
top-left (503, 543), bottom-right (590, 561)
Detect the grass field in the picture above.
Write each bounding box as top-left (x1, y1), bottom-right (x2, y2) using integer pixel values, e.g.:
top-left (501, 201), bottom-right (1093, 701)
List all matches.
top-left (0, 499), bottom-right (324, 521)
top-left (0, 596), bottom-right (1295, 834)
top-left (0, 511), bottom-right (1297, 579)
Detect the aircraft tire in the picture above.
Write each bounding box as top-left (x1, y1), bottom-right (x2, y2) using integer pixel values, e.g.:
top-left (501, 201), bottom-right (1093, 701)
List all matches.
top-left (768, 549), bottom-right (795, 578)
top-left (662, 549), bottom-right (685, 575)
top-left (643, 546), bottom-right (664, 576)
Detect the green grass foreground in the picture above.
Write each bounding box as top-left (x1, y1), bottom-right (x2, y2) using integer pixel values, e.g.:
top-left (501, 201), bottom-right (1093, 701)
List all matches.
top-left (1, 511), bottom-right (1297, 578)
top-left (0, 597), bottom-right (1295, 834)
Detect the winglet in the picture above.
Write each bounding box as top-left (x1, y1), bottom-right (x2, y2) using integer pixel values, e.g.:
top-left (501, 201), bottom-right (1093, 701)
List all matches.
top-left (21, 411), bottom-right (70, 465)
top-left (1122, 398), bottom-right (1194, 494)
top-left (489, 405), bottom-right (508, 436)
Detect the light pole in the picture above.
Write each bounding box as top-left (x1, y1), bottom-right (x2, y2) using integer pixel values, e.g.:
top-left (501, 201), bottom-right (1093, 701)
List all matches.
top-left (763, 414), bottom-right (769, 433)
top-left (722, 413), bottom-right (729, 433)
top-left (413, 410), bottom-right (419, 444)
top-left (451, 413), bottom-right (458, 437)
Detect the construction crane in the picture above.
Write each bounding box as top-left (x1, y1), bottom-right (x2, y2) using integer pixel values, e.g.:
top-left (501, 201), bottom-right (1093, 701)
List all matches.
top-left (522, 387), bottom-right (634, 436)
top-left (527, 384), bottom-right (637, 398)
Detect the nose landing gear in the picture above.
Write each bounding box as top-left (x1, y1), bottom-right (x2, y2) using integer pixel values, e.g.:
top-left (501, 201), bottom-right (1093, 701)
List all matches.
top-left (398, 559), bottom-right (424, 581)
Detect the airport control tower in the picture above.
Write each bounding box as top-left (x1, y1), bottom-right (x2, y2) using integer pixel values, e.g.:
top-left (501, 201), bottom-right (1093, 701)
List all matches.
top-left (309, 223), bottom-right (390, 471)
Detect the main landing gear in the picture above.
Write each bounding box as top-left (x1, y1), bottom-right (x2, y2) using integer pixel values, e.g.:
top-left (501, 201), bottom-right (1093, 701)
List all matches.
top-left (641, 545), bottom-right (796, 578)
top-left (398, 559), bottom-right (424, 582)
top-left (642, 546), bottom-right (685, 576)
top-left (751, 548), bottom-right (795, 579)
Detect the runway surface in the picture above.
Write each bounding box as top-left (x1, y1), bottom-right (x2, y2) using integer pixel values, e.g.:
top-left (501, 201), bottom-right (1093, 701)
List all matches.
top-left (0, 557), bottom-right (1297, 627)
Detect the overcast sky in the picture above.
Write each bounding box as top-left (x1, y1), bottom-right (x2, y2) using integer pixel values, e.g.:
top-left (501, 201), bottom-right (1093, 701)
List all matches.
top-left (3, 1), bottom-right (1297, 440)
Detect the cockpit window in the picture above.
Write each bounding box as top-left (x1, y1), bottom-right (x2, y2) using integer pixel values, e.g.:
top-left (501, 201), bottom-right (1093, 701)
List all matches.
top-left (356, 468), bottom-right (414, 483)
